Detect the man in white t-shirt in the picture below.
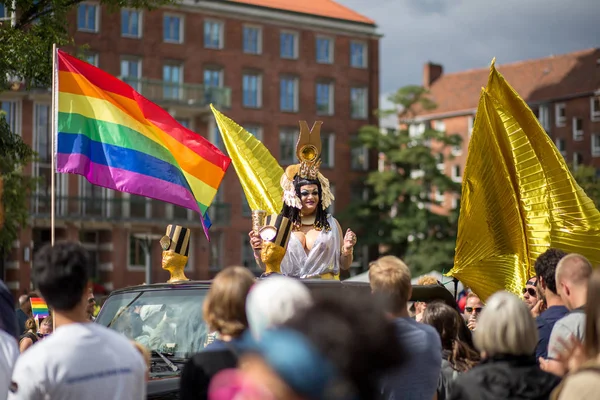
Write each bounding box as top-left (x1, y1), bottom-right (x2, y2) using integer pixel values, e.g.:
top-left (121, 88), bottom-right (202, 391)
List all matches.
top-left (9, 242), bottom-right (146, 400)
top-left (1, 280), bottom-right (19, 400)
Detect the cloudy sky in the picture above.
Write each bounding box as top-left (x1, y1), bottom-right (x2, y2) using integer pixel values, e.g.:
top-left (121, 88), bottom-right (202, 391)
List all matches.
top-left (337, 0), bottom-right (600, 110)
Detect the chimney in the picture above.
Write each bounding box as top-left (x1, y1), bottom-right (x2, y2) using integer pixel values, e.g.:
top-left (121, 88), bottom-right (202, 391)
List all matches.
top-left (423, 62), bottom-right (443, 88)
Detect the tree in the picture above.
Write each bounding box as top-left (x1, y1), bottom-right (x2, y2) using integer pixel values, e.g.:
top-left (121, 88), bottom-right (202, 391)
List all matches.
top-left (0, 0), bottom-right (176, 256)
top-left (572, 164), bottom-right (600, 209)
top-left (342, 86), bottom-right (462, 276)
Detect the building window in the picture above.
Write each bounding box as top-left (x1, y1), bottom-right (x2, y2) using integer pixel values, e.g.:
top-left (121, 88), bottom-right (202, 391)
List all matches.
top-left (204, 68), bottom-right (223, 88)
top-left (468, 115), bottom-right (475, 137)
top-left (555, 103), bottom-right (566, 127)
top-left (572, 117), bottom-right (584, 141)
top-left (243, 25), bottom-right (262, 54)
top-left (164, 14), bottom-right (183, 43)
top-left (242, 73), bottom-right (262, 108)
top-left (204, 20), bottom-right (224, 49)
top-left (451, 196), bottom-right (460, 210)
top-left (435, 189), bottom-right (445, 203)
top-left (555, 138), bottom-right (566, 157)
top-left (451, 143), bottom-right (462, 157)
top-left (350, 87), bottom-right (368, 119)
top-left (351, 141), bottom-right (369, 171)
top-left (121, 9), bottom-right (141, 38)
top-left (350, 41), bottom-right (367, 68)
top-left (592, 135), bottom-right (600, 157)
top-left (537, 104), bottom-right (550, 131)
top-left (434, 120), bottom-right (446, 132)
top-left (213, 124), bottom-right (225, 152)
top-left (591, 96), bottom-right (600, 122)
top-left (120, 57), bottom-right (141, 91)
top-left (77, 4), bottom-right (98, 32)
top-left (163, 64), bottom-right (182, 100)
top-left (316, 82), bottom-right (334, 116)
top-left (241, 195), bottom-right (251, 218)
top-left (1, 100), bottom-right (20, 135)
top-left (209, 232), bottom-right (224, 270)
top-left (280, 76), bottom-right (299, 112)
top-left (176, 118), bottom-right (190, 129)
top-left (245, 124), bottom-right (263, 141)
top-left (316, 36), bottom-right (333, 63)
top-left (280, 31), bottom-right (298, 59)
top-left (241, 234), bottom-right (255, 268)
top-left (128, 235), bottom-right (146, 268)
top-left (452, 165), bottom-right (461, 182)
top-left (573, 152), bottom-right (583, 170)
top-left (279, 128), bottom-right (299, 165)
top-left (0, 4), bottom-right (9, 21)
top-left (321, 134), bottom-right (335, 168)
top-left (83, 53), bottom-right (98, 67)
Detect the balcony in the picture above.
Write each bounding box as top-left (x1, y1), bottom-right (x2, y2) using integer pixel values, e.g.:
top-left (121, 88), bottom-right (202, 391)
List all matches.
top-left (30, 194), bottom-right (230, 227)
top-left (121, 78), bottom-right (231, 110)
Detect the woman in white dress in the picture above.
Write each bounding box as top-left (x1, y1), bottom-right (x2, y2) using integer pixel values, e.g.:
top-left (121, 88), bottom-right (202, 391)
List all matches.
top-left (249, 121), bottom-right (357, 279)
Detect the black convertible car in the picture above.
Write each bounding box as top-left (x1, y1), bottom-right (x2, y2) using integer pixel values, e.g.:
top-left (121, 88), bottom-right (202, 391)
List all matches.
top-left (95, 279), bottom-right (455, 399)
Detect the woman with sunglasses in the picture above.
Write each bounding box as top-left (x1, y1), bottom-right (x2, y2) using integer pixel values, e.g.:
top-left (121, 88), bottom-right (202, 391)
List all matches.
top-left (19, 316), bottom-right (53, 352)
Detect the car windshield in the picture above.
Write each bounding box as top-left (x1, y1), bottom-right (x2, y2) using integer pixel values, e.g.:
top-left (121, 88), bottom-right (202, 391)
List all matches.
top-left (96, 288), bottom-right (209, 358)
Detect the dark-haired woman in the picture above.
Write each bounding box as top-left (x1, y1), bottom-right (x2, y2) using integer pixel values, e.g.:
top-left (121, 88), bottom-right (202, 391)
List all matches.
top-left (422, 302), bottom-right (480, 400)
top-left (249, 121), bottom-right (356, 279)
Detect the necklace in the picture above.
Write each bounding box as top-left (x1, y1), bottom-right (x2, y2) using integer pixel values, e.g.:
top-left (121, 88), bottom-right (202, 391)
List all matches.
top-left (301, 214), bottom-right (316, 226)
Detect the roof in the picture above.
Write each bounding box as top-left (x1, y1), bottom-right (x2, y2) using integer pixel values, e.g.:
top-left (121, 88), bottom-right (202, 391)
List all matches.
top-left (418, 48), bottom-right (600, 117)
top-left (228, 0), bottom-right (375, 25)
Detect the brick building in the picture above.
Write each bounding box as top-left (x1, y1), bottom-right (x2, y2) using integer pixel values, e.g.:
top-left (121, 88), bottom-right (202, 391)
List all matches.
top-left (1, 0), bottom-right (380, 295)
top-left (411, 48), bottom-right (600, 213)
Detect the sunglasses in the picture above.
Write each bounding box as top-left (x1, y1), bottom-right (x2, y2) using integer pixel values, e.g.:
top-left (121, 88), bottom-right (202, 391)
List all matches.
top-left (465, 307), bottom-right (483, 313)
top-left (522, 287), bottom-right (537, 297)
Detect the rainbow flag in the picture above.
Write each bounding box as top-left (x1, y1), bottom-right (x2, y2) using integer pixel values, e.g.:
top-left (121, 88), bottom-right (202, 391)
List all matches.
top-left (30, 298), bottom-right (49, 319)
top-left (54, 50), bottom-right (230, 238)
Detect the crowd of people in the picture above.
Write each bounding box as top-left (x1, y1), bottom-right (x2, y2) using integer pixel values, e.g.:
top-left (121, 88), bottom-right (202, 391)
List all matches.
top-left (0, 242), bottom-right (599, 399)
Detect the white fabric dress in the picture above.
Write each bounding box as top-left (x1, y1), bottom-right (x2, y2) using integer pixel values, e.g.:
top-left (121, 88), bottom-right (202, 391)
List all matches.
top-left (280, 215), bottom-right (341, 278)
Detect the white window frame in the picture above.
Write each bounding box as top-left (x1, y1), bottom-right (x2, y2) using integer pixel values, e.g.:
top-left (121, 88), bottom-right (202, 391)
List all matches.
top-left (537, 104), bottom-right (550, 131)
top-left (77, 3), bottom-right (100, 33)
top-left (467, 115), bottom-right (475, 137)
top-left (316, 81), bottom-right (334, 116)
top-left (573, 153), bottom-right (582, 170)
top-left (350, 87), bottom-right (368, 120)
top-left (555, 103), bottom-right (566, 127)
top-left (351, 144), bottom-right (369, 171)
top-left (83, 52), bottom-right (99, 67)
top-left (316, 35), bottom-right (334, 64)
top-left (127, 233), bottom-right (147, 271)
top-left (245, 124), bottom-right (263, 141)
top-left (163, 63), bottom-right (183, 100)
top-left (591, 96), bottom-right (600, 122)
top-left (0, 99), bottom-right (22, 136)
top-left (321, 133), bottom-right (335, 168)
top-left (204, 19), bottom-right (224, 49)
top-left (435, 188), bottom-right (445, 203)
top-left (555, 138), bottom-right (567, 157)
top-left (242, 24), bottom-right (262, 55)
top-left (203, 68), bottom-right (224, 88)
top-left (350, 40), bottom-right (367, 68)
top-left (0, 3), bottom-right (16, 25)
top-left (451, 144), bottom-right (462, 157)
top-left (592, 134), bottom-right (600, 157)
top-left (242, 72), bottom-right (263, 109)
top-left (120, 56), bottom-right (142, 90)
top-left (434, 120), bottom-right (445, 133)
top-left (451, 196), bottom-right (459, 210)
top-left (280, 30), bottom-right (299, 59)
top-left (163, 13), bottom-right (184, 44)
top-left (280, 76), bottom-right (299, 112)
top-left (121, 9), bottom-right (142, 39)
top-left (279, 127), bottom-right (299, 165)
top-left (451, 165), bottom-right (462, 183)
top-left (572, 117), bottom-right (584, 141)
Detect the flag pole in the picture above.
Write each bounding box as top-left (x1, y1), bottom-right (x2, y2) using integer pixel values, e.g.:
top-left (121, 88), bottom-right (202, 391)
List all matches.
top-left (50, 44), bottom-right (57, 246)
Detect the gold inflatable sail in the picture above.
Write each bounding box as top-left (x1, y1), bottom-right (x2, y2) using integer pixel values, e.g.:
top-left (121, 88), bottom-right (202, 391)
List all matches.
top-left (210, 105), bottom-right (283, 214)
top-left (448, 62), bottom-right (600, 301)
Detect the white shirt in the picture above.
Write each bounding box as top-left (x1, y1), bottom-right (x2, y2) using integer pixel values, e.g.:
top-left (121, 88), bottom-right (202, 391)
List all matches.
top-left (0, 330), bottom-right (19, 400)
top-left (9, 323), bottom-right (146, 400)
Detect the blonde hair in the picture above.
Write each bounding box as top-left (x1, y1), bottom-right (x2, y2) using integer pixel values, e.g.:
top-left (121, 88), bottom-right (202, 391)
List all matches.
top-left (203, 266), bottom-right (256, 336)
top-left (474, 291), bottom-right (537, 357)
top-left (417, 275), bottom-right (438, 286)
top-left (368, 256), bottom-right (412, 313)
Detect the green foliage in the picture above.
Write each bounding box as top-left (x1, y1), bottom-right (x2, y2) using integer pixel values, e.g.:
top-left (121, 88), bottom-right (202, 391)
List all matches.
top-left (342, 86), bottom-right (462, 275)
top-left (572, 164), bottom-right (600, 209)
top-left (0, 117), bottom-right (36, 256)
top-left (0, 0), bottom-right (179, 254)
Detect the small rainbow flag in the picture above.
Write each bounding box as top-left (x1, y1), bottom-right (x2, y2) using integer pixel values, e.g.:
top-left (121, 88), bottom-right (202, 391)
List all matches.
top-left (54, 50), bottom-right (231, 238)
top-left (30, 298), bottom-right (49, 319)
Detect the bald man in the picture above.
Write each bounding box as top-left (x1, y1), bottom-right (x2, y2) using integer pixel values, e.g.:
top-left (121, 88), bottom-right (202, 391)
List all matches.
top-left (539, 253), bottom-right (592, 376)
